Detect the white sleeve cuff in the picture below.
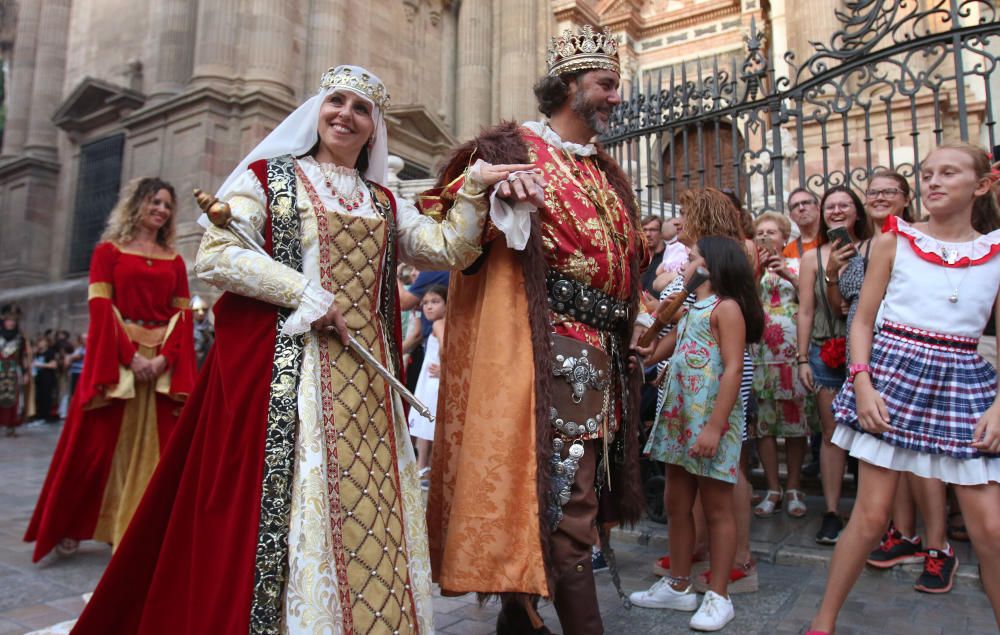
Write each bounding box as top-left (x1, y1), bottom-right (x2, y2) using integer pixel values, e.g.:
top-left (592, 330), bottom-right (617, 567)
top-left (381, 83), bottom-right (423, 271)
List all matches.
top-left (469, 160), bottom-right (538, 252)
top-left (280, 281), bottom-right (335, 336)
top-left (634, 312), bottom-right (655, 329)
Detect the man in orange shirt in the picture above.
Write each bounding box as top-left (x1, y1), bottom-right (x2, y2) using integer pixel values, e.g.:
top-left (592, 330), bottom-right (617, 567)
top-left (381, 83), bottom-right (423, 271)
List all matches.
top-left (783, 187), bottom-right (822, 257)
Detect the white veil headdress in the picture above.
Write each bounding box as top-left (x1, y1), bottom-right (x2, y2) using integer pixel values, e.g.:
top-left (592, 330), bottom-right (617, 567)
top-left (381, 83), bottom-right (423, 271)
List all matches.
top-left (214, 64), bottom-right (390, 200)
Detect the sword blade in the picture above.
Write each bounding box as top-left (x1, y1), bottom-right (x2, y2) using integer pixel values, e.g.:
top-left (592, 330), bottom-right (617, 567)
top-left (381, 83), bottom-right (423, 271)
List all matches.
top-left (213, 216), bottom-right (434, 420)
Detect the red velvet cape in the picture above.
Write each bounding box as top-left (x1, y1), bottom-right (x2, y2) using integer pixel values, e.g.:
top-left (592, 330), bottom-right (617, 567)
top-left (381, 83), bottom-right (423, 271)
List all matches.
top-left (69, 161), bottom-right (405, 634)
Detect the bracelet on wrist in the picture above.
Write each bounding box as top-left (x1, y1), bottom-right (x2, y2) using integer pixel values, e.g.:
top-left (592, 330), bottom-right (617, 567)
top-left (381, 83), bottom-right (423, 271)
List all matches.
top-left (797, 360), bottom-right (809, 365)
top-left (824, 274), bottom-right (839, 286)
top-left (848, 362), bottom-right (871, 383)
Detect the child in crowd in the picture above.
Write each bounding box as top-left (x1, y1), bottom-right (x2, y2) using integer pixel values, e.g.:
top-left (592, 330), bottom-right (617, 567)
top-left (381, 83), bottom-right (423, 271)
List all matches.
top-left (407, 284), bottom-right (446, 490)
top-left (631, 236), bottom-right (765, 631)
top-left (808, 143), bottom-right (1000, 634)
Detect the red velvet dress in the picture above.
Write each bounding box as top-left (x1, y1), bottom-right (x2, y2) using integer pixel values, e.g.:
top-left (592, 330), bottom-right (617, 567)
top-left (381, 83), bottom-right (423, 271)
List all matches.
top-left (24, 242), bottom-right (196, 561)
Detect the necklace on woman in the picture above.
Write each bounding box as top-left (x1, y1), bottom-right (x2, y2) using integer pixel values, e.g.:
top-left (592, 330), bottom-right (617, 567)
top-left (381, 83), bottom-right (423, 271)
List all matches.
top-left (308, 157), bottom-right (365, 211)
top-left (133, 241), bottom-right (156, 266)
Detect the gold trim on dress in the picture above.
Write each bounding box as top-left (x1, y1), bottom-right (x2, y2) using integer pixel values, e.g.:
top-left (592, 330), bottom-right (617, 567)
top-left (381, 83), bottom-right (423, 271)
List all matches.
top-left (171, 296), bottom-right (190, 310)
top-left (93, 348), bottom-right (161, 548)
top-left (115, 247), bottom-right (177, 261)
top-left (88, 282), bottom-right (113, 300)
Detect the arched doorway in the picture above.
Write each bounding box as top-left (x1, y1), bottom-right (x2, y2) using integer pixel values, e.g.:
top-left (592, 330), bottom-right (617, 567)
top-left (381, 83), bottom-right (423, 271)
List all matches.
top-left (660, 121), bottom-right (747, 206)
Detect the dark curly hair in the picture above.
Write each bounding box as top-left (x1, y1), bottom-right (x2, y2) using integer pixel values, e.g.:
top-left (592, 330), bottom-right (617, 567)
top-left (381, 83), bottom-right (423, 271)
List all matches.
top-left (533, 71), bottom-right (583, 117)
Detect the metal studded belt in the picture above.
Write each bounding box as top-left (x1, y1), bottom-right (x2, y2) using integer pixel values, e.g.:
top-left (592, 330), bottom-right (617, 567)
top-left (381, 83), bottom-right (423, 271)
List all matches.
top-left (546, 269), bottom-right (630, 331)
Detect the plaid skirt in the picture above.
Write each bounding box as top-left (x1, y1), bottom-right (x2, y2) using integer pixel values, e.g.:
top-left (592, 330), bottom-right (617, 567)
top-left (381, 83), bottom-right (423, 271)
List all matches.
top-left (832, 320), bottom-right (999, 484)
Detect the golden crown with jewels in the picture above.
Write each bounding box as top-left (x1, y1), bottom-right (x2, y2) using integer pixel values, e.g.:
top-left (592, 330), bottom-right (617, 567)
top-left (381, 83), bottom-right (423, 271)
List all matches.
top-left (546, 24), bottom-right (620, 76)
top-left (320, 67), bottom-right (390, 111)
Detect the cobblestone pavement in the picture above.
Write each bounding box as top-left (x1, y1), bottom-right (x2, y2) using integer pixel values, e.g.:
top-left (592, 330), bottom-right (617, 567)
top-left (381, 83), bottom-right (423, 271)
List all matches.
top-left (0, 423), bottom-right (995, 634)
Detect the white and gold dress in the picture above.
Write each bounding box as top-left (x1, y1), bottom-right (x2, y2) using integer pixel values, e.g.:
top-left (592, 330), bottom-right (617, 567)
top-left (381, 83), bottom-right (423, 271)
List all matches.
top-left (194, 156), bottom-right (487, 634)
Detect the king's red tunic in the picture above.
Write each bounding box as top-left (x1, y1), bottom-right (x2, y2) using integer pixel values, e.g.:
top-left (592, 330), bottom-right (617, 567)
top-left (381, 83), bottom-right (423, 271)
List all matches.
top-left (428, 124), bottom-right (648, 598)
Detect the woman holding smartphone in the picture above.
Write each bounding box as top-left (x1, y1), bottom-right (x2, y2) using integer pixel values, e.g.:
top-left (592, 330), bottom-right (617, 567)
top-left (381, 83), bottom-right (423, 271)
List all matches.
top-left (796, 186), bottom-right (870, 544)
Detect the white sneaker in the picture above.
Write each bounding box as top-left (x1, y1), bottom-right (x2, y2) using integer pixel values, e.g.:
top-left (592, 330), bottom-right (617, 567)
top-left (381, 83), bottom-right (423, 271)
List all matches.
top-left (689, 590), bottom-right (735, 631)
top-left (628, 577), bottom-right (698, 611)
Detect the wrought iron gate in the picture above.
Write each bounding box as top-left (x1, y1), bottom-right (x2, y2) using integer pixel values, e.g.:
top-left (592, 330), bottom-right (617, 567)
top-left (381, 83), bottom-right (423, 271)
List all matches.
top-left (604, 0), bottom-right (1000, 218)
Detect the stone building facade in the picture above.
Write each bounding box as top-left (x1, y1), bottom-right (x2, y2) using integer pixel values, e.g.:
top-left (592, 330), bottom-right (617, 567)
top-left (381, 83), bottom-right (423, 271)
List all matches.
top-left (0, 0), bottom-right (554, 332)
top-left (2, 0), bottom-right (985, 333)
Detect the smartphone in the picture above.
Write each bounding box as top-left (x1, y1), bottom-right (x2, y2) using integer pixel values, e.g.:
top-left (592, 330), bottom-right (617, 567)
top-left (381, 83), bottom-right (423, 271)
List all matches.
top-left (754, 235), bottom-right (775, 254)
top-left (826, 226), bottom-right (857, 253)
top-left (992, 144), bottom-right (1000, 163)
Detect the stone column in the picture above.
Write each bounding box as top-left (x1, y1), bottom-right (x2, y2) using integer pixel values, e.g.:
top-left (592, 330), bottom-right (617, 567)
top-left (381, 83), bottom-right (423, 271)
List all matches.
top-left (191, 0), bottom-right (240, 87)
top-left (785, 0), bottom-right (844, 64)
top-left (456, 0), bottom-right (492, 139)
top-left (24, 0), bottom-right (70, 158)
top-left (303, 0), bottom-right (349, 95)
top-left (3, 0), bottom-right (41, 155)
top-left (401, 0), bottom-right (421, 105)
top-left (242, 0), bottom-right (296, 97)
top-left (149, 0), bottom-right (197, 101)
top-left (497, 0), bottom-right (537, 122)
top-left (439, 2), bottom-right (458, 128)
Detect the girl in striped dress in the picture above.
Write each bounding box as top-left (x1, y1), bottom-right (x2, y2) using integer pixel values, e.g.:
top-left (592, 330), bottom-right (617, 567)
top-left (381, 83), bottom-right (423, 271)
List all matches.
top-left (808, 143), bottom-right (1000, 634)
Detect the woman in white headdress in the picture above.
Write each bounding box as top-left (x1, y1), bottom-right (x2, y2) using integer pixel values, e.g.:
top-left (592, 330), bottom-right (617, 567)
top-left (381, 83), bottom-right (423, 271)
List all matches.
top-left (65, 65), bottom-right (540, 635)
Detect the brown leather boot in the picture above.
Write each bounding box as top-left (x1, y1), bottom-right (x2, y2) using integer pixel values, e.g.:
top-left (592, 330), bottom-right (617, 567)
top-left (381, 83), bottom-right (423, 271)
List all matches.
top-left (553, 556), bottom-right (604, 635)
top-left (496, 594), bottom-right (552, 635)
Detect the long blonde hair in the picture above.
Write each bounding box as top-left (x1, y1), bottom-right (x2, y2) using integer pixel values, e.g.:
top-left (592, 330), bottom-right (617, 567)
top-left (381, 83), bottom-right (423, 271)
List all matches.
top-left (100, 177), bottom-right (177, 248)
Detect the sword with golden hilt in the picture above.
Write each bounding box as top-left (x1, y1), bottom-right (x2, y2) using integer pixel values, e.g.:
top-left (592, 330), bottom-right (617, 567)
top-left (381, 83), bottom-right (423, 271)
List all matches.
top-left (193, 188), bottom-right (435, 422)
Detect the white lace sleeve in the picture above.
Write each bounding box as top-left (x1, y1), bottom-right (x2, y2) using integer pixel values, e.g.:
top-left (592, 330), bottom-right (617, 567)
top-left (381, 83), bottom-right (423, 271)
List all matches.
top-left (397, 161), bottom-right (489, 270)
top-left (279, 280), bottom-right (335, 336)
top-left (487, 169), bottom-right (537, 250)
top-left (195, 170), bottom-right (314, 310)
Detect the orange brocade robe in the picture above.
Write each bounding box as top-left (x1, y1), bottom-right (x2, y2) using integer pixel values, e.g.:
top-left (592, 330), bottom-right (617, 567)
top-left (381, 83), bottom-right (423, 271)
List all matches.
top-left (25, 242), bottom-right (196, 561)
top-left (427, 125), bottom-right (648, 597)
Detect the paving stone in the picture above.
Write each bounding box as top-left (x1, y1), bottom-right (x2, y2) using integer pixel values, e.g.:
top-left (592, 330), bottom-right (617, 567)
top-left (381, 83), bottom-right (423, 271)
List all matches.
top-left (1, 423), bottom-right (997, 634)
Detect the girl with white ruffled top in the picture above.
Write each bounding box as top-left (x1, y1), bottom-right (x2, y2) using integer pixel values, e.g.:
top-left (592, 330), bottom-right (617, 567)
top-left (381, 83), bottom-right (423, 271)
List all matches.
top-left (808, 143), bottom-right (1000, 635)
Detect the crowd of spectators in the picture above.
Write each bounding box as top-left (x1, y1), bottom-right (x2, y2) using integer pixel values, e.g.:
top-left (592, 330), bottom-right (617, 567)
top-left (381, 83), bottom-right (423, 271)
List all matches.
top-left (629, 161), bottom-right (997, 616)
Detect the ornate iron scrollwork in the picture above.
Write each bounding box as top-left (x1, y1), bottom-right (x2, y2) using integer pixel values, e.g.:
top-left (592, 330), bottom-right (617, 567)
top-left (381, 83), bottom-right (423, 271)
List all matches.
top-left (603, 0), bottom-right (1000, 220)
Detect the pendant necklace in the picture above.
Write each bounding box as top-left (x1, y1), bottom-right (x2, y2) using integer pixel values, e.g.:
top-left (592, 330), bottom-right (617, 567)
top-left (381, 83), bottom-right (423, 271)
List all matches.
top-left (310, 157), bottom-right (365, 211)
top-left (939, 244), bottom-right (971, 303)
top-left (135, 242), bottom-right (155, 266)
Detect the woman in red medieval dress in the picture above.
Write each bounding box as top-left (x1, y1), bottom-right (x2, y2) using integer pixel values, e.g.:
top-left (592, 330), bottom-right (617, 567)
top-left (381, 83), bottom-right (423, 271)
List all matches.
top-left (24, 177), bottom-right (196, 561)
top-left (48, 65), bottom-right (539, 635)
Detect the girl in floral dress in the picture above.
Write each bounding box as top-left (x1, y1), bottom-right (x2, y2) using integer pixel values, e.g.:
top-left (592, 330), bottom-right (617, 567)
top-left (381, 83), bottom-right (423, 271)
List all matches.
top-left (631, 236), bottom-right (764, 632)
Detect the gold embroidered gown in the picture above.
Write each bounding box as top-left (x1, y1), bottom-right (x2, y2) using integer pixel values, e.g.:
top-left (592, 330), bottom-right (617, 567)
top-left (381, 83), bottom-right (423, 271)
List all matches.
top-left (193, 158), bottom-right (487, 634)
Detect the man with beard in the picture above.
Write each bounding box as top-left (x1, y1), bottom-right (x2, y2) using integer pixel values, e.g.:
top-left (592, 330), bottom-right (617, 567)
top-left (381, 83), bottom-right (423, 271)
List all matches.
top-left (425, 25), bottom-right (648, 635)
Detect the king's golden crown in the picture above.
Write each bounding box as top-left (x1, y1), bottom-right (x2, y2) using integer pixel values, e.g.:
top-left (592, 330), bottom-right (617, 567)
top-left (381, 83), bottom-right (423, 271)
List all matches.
top-left (546, 25), bottom-right (620, 76)
top-left (320, 68), bottom-right (390, 111)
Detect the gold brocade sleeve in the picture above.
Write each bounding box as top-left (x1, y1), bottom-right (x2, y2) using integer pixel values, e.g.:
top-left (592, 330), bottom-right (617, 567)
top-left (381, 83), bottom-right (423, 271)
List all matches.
top-left (194, 170), bottom-right (310, 309)
top-left (397, 172), bottom-right (488, 271)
